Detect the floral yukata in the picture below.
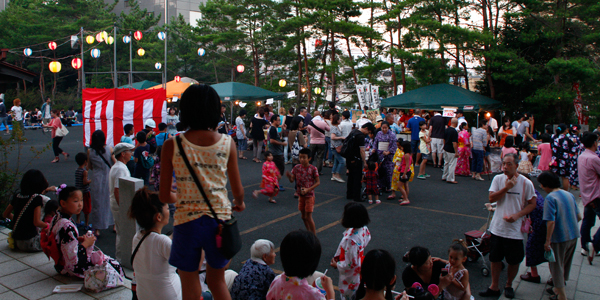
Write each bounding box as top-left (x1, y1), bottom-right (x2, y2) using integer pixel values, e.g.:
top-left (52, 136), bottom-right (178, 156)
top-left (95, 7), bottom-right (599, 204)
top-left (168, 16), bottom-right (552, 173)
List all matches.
top-left (49, 212), bottom-right (123, 278)
top-left (261, 161), bottom-right (280, 197)
top-left (266, 273), bottom-right (326, 300)
top-left (551, 134), bottom-right (577, 177)
top-left (372, 130), bottom-right (397, 192)
top-left (333, 226), bottom-right (371, 299)
top-left (391, 148), bottom-right (404, 191)
top-left (567, 134), bottom-right (584, 188)
top-left (455, 129), bottom-right (471, 176)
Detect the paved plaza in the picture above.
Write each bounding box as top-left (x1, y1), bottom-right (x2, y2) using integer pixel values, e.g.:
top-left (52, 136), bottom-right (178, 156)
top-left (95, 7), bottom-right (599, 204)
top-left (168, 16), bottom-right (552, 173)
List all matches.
top-left (0, 127), bottom-right (598, 299)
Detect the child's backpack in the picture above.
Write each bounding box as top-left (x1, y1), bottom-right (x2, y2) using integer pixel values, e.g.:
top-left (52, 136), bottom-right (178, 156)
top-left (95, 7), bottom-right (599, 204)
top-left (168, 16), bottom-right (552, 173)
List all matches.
top-left (340, 130), bottom-right (357, 159)
top-left (146, 132), bottom-right (157, 154)
top-left (140, 151), bottom-right (155, 169)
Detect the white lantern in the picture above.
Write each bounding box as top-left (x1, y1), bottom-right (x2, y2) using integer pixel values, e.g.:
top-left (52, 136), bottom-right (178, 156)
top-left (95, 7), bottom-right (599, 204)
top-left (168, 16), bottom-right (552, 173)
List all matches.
top-left (157, 32), bottom-right (166, 40)
top-left (123, 36), bottom-right (131, 44)
top-left (91, 49), bottom-right (101, 58)
top-left (198, 48), bottom-right (206, 56)
top-left (155, 62), bottom-right (162, 70)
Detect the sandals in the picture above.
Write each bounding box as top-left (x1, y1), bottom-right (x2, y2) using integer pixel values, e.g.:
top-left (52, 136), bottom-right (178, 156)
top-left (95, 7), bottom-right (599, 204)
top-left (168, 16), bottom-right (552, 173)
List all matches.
top-left (399, 200), bottom-right (410, 206)
top-left (252, 191), bottom-right (259, 199)
top-left (387, 195), bottom-right (395, 200)
top-left (269, 199), bottom-right (277, 204)
top-left (51, 159), bottom-right (59, 163)
top-left (239, 156), bottom-right (248, 160)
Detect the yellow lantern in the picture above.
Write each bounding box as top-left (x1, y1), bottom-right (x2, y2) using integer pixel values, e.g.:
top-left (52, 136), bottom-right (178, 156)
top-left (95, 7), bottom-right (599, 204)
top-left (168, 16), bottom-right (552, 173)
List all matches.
top-left (95, 32), bottom-right (104, 43)
top-left (86, 35), bottom-right (95, 44)
top-left (49, 61), bottom-right (62, 73)
top-left (106, 36), bottom-right (114, 45)
top-left (137, 48), bottom-right (145, 56)
top-left (279, 79), bottom-right (286, 87)
top-left (314, 87), bottom-right (322, 95)
top-left (101, 31), bottom-right (108, 42)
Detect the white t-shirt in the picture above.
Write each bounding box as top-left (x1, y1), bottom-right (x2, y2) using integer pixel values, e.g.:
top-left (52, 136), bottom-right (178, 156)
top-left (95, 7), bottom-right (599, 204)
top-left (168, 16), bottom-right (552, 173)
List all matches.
top-left (235, 116), bottom-right (245, 139)
top-left (44, 105), bottom-right (51, 119)
top-left (488, 118), bottom-right (498, 132)
top-left (132, 232), bottom-right (182, 300)
top-left (340, 119), bottom-right (353, 138)
top-left (488, 174), bottom-right (536, 240)
top-left (109, 161), bottom-right (130, 210)
top-left (37, 111), bottom-right (42, 118)
top-left (11, 106), bottom-right (23, 121)
top-left (419, 130), bottom-right (430, 154)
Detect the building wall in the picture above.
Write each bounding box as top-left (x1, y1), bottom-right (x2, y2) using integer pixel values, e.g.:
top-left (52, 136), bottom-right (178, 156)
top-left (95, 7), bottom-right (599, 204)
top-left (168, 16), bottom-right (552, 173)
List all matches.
top-left (110, 0), bottom-right (206, 26)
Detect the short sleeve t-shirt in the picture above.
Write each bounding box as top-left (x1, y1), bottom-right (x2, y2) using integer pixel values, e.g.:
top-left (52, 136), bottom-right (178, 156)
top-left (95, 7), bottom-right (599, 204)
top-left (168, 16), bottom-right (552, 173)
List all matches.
top-left (251, 117), bottom-right (269, 140)
top-left (488, 174), bottom-right (536, 240)
top-left (11, 106), bottom-right (23, 121)
top-left (268, 126), bottom-right (283, 156)
top-left (517, 121), bottom-right (529, 136)
top-left (419, 130), bottom-right (430, 154)
top-left (348, 129), bottom-right (366, 160)
top-left (155, 132), bottom-right (169, 147)
top-left (291, 164), bottom-right (319, 197)
top-left (543, 190), bottom-right (580, 243)
top-left (290, 115), bottom-right (304, 131)
top-left (402, 260), bottom-right (445, 290)
top-left (429, 115), bottom-right (446, 139)
top-left (472, 128), bottom-right (487, 151)
top-left (109, 161), bottom-right (131, 208)
top-left (10, 194), bottom-right (43, 240)
top-left (235, 116), bottom-right (245, 138)
top-left (407, 116), bottom-right (425, 140)
top-left (443, 127), bottom-right (459, 153)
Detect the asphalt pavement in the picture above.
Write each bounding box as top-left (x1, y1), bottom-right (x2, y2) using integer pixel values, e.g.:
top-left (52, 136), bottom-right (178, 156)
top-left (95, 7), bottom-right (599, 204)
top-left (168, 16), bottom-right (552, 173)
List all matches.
top-left (2, 126), bottom-right (511, 296)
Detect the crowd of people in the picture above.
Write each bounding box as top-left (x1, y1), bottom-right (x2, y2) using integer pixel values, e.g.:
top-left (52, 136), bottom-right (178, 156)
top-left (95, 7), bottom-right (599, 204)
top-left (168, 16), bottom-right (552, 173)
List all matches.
top-left (3, 84), bottom-right (600, 300)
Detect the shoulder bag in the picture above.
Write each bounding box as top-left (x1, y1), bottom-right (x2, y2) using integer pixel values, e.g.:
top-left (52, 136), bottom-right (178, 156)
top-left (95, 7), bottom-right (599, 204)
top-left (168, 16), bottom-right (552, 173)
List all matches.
top-left (95, 149), bottom-right (112, 169)
top-left (175, 136), bottom-right (242, 259)
top-left (130, 232), bottom-right (152, 300)
top-left (55, 121), bottom-right (69, 137)
top-left (520, 177), bottom-right (532, 233)
top-left (309, 121), bottom-right (326, 135)
top-left (7, 194), bottom-right (38, 250)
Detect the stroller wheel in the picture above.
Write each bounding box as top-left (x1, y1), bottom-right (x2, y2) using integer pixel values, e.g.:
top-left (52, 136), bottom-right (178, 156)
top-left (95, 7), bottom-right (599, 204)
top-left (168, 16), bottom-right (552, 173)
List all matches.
top-left (481, 267), bottom-right (490, 277)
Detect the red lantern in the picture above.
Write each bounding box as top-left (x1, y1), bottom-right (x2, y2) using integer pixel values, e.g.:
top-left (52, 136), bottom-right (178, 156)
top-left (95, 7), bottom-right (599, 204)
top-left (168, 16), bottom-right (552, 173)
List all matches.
top-left (315, 39), bottom-right (322, 47)
top-left (48, 41), bottom-right (57, 50)
top-left (134, 30), bottom-right (143, 41)
top-left (174, 75), bottom-right (181, 82)
top-left (236, 64), bottom-right (245, 73)
top-left (71, 58), bottom-right (82, 70)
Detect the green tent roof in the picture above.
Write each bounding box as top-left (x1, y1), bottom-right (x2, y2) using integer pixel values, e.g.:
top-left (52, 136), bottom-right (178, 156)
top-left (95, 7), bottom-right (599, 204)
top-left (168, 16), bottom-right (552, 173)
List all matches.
top-left (118, 80), bottom-right (161, 90)
top-left (211, 82), bottom-right (284, 101)
top-left (381, 84), bottom-right (501, 111)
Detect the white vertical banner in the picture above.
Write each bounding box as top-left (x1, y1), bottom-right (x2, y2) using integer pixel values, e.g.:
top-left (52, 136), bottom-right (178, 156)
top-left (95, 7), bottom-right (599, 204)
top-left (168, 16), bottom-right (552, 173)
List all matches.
top-left (397, 85), bottom-right (404, 95)
top-left (371, 86), bottom-right (380, 109)
top-left (106, 100), bottom-right (114, 149)
top-left (142, 99), bottom-right (153, 126)
top-left (123, 101), bottom-right (135, 130)
top-left (356, 85), bottom-right (366, 109)
top-left (364, 84), bottom-right (372, 109)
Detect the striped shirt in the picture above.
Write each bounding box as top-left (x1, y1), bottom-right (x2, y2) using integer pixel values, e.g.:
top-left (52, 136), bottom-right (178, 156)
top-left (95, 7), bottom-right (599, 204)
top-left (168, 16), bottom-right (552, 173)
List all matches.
top-left (543, 190), bottom-right (580, 243)
top-left (75, 168), bottom-right (90, 193)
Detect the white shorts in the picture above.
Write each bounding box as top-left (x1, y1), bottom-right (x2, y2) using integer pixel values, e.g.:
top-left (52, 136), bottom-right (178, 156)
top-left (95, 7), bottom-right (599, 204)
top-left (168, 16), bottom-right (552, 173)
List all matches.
top-left (431, 138), bottom-right (444, 153)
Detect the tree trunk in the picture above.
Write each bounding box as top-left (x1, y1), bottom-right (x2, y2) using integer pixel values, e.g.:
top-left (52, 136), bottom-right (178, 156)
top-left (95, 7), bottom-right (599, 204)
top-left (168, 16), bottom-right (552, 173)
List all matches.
top-left (212, 61), bottom-right (219, 83)
top-left (397, 17), bottom-right (406, 93)
top-left (318, 33), bottom-right (329, 88)
top-left (330, 30), bottom-right (337, 104)
top-left (296, 39), bottom-right (303, 110)
top-left (39, 57), bottom-right (45, 101)
top-left (302, 35), bottom-right (312, 111)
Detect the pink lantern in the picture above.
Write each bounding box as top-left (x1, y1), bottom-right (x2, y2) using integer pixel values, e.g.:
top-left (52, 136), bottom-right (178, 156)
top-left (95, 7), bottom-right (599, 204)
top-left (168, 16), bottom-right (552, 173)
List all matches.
top-left (236, 64), bottom-right (245, 73)
top-left (48, 41), bottom-right (57, 50)
top-left (71, 58), bottom-right (82, 70)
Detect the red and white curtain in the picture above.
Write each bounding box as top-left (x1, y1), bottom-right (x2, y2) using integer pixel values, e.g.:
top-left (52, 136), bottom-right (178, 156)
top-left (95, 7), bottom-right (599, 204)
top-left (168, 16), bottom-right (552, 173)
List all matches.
top-left (83, 88), bottom-right (167, 147)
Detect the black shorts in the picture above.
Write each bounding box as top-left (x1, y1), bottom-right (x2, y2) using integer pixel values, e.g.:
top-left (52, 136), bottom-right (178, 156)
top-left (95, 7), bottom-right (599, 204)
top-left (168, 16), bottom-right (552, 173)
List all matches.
top-left (489, 233), bottom-right (525, 265)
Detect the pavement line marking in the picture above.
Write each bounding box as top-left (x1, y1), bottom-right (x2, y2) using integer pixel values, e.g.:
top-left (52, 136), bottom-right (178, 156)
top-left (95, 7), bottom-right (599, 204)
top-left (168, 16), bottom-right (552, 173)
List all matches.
top-left (380, 201), bottom-right (488, 220)
top-left (240, 196), bottom-right (342, 235)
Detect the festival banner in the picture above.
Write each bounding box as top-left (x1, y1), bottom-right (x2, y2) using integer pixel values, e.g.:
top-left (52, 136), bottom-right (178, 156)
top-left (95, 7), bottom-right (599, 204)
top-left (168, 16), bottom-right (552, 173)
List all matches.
top-left (83, 88), bottom-right (167, 147)
top-left (371, 85), bottom-right (380, 109)
top-left (356, 85), bottom-right (366, 109)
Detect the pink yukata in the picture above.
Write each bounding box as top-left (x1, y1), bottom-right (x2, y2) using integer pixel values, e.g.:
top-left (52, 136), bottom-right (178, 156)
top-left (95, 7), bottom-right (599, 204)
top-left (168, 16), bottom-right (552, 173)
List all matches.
top-left (267, 273), bottom-right (326, 300)
top-left (260, 161), bottom-right (280, 197)
top-left (333, 226), bottom-right (371, 299)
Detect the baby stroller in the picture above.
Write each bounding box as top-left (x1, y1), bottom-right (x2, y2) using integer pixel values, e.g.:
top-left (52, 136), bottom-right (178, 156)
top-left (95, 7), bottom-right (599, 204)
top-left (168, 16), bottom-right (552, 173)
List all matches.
top-left (463, 203), bottom-right (496, 276)
top-left (361, 152), bottom-right (384, 202)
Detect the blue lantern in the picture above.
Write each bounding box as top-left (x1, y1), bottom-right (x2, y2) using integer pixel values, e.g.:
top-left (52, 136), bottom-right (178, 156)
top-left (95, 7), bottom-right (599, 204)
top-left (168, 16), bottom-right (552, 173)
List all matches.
top-left (23, 48), bottom-right (32, 56)
top-left (157, 32), bottom-right (166, 40)
top-left (123, 36), bottom-right (131, 44)
top-left (91, 49), bottom-right (101, 58)
top-left (155, 62), bottom-right (162, 70)
top-left (197, 48), bottom-right (205, 56)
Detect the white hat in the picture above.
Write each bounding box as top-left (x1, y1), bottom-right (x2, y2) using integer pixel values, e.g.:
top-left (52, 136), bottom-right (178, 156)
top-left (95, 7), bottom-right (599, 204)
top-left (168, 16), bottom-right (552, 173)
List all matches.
top-left (145, 119), bottom-right (156, 128)
top-left (375, 115), bottom-right (383, 122)
top-left (114, 143), bottom-right (134, 156)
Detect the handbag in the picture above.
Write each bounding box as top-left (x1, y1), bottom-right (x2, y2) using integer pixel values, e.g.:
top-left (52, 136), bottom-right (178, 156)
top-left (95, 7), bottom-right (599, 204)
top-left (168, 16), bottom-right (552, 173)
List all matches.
top-left (7, 194), bottom-right (38, 250)
top-left (520, 178), bottom-right (533, 233)
top-left (175, 136), bottom-right (242, 259)
top-left (55, 122), bottom-right (69, 137)
top-left (84, 261), bottom-right (125, 293)
top-left (130, 232), bottom-right (152, 300)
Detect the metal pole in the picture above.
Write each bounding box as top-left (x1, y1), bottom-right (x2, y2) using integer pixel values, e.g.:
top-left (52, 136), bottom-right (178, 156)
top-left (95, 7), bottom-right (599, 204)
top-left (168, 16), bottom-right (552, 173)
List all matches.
top-left (129, 31), bottom-right (132, 89)
top-left (114, 24), bottom-right (117, 88)
top-left (81, 27), bottom-right (85, 90)
top-left (164, 0), bottom-right (168, 89)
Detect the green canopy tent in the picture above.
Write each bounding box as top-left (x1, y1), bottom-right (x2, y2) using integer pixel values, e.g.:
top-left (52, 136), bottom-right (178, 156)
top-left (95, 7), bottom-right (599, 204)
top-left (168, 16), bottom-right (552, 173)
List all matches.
top-left (118, 80), bottom-right (161, 90)
top-left (210, 82), bottom-right (284, 101)
top-left (381, 84), bottom-right (501, 111)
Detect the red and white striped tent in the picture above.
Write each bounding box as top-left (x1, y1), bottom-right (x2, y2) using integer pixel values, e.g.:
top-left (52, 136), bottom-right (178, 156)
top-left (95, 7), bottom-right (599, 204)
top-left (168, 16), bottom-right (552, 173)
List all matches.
top-left (83, 88), bottom-right (167, 147)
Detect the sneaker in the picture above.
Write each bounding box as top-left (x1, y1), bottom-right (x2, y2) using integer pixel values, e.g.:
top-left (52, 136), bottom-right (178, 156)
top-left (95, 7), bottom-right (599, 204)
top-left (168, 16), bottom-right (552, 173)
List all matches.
top-left (582, 248), bottom-right (589, 256)
top-left (417, 175), bottom-right (427, 180)
top-left (331, 177), bottom-right (336, 181)
top-left (368, 200), bottom-right (373, 204)
top-left (425, 174), bottom-right (431, 178)
top-left (375, 200), bottom-right (381, 204)
top-left (335, 177), bottom-right (346, 183)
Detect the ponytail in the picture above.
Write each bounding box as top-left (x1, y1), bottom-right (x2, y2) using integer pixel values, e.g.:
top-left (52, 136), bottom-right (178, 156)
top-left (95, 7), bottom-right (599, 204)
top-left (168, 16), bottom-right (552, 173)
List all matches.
top-left (128, 187), bottom-right (165, 230)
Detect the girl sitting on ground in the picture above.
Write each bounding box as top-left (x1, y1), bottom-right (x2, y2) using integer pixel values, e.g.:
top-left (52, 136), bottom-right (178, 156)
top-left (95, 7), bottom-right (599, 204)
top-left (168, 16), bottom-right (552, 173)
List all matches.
top-left (48, 186), bottom-right (123, 278)
top-left (331, 203), bottom-right (372, 299)
top-left (441, 240), bottom-right (471, 300)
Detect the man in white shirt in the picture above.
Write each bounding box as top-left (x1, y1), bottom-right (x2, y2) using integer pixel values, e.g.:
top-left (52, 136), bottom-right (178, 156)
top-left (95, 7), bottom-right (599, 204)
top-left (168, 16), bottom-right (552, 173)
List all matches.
top-left (41, 98), bottom-right (52, 132)
top-left (355, 114), bottom-right (371, 129)
top-left (456, 109), bottom-right (467, 129)
top-left (109, 142), bottom-right (134, 262)
top-left (480, 153), bottom-right (537, 299)
top-left (486, 113), bottom-right (498, 134)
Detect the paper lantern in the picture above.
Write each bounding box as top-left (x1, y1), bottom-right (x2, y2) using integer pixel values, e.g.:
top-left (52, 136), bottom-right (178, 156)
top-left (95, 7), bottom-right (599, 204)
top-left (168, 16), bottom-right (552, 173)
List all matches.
top-left (48, 41), bottom-right (57, 50)
top-left (23, 48), bottom-right (32, 56)
top-left (174, 76), bottom-right (181, 82)
top-left (315, 39), bottom-right (323, 47)
top-left (134, 30), bottom-right (142, 41)
top-left (137, 48), bottom-right (145, 56)
top-left (86, 35), bottom-right (95, 44)
top-left (314, 87), bottom-right (322, 95)
top-left (123, 36), bottom-right (131, 44)
top-left (154, 62), bottom-right (162, 70)
top-left (101, 31), bottom-right (108, 41)
top-left (236, 64), bottom-right (245, 73)
top-left (95, 32), bottom-right (104, 42)
top-left (301, 87), bottom-right (307, 93)
top-left (105, 36), bottom-right (114, 45)
top-left (256, 101), bottom-right (261, 106)
top-left (71, 58), bottom-right (82, 69)
top-left (197, 48), bottom-right (205, 56)
top-left (91, 49), bottom-right (101, 58)
top-left (279, 79), bottom-right (286, 87)
top-left (49, 61), bottom-right (61, 73)
top-left (157, 31), bottom-right (166, 40)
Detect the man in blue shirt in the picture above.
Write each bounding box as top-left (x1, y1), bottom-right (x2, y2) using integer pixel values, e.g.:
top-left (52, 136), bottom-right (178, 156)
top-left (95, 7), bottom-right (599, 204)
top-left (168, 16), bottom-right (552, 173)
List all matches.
top-left (407, 109), bottom-right (425, 164)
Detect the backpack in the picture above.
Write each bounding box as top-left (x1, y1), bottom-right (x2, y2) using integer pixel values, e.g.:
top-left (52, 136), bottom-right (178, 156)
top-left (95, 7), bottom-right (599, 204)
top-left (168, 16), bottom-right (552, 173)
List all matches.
top-left (140, 151), bottom-right (155, 169)
top-left (146, 131), bottom-right (157, 154)
top-left (340, 130), bottom-right (357, 159)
